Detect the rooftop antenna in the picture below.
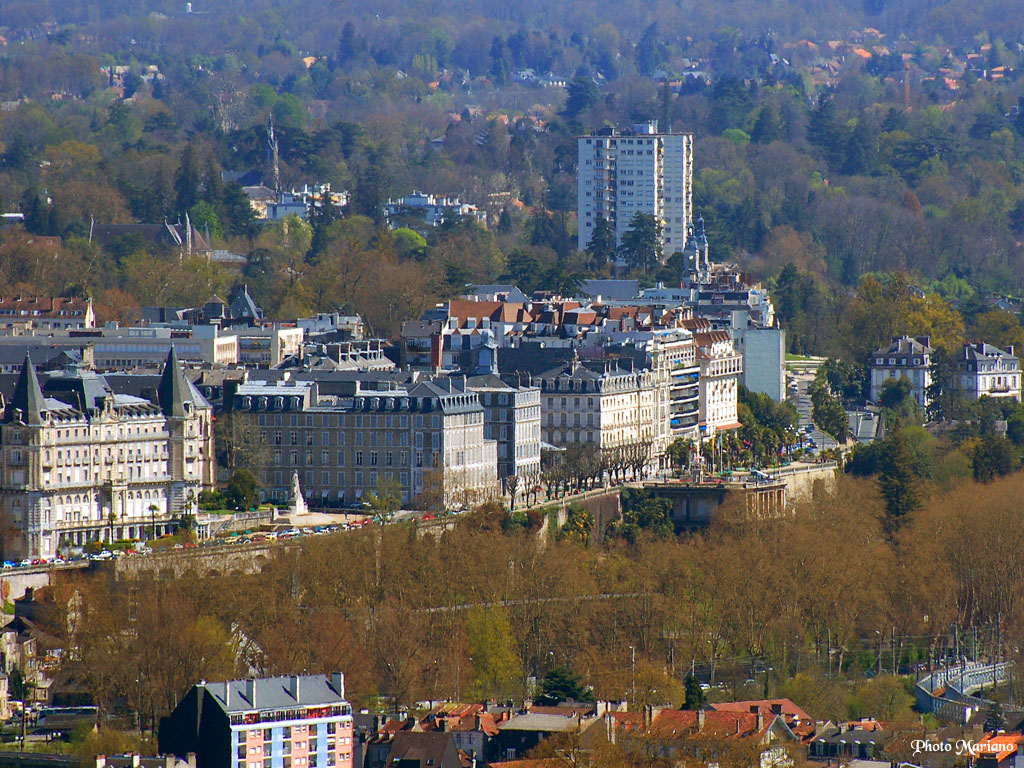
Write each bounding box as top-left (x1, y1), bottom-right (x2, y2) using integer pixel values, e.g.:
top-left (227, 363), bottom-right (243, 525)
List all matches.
top-left (904, 61), bottom-right (911, 111)
top-left (268, 114), bottom-right (281, 196)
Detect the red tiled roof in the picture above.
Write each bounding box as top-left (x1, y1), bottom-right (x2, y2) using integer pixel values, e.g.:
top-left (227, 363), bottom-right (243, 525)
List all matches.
top-left (489, 760), bottom-right (564, 768)
top-left (974, 733), bottom-right (1024, 763)
top-left (0, 296), bottom-right (90, 317)
top-left (710, 699), bottom-right (812, 723)
top-left (427, 703), bottom-right (484, 718)
top-left (381, 719), bottom-right (415, 734)
top-left (649, 709), bottom-right (774, 740)
top-left (606, 711), bottom-right (644, 731)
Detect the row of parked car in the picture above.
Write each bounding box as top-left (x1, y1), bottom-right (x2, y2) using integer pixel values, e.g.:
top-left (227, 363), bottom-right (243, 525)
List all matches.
top-left (0, 510), bottom-right (449, 571)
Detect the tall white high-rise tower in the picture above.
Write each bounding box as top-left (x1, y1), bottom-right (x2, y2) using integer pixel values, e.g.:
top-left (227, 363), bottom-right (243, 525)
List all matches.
top-left (577, 121), bottom-right (693, 260)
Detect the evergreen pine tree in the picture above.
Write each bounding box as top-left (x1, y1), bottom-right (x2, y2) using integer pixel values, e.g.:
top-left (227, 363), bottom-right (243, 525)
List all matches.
top-left (983, 701), bottom-right (1008, 733)
top-left (877, 432), bottom-right (920, 533)
top-left (683, 675), bottom-right (706, 710)
top-left (619, 212), bottom-right (662, 273)
top-left (587, 217), bottom-right (617, 266)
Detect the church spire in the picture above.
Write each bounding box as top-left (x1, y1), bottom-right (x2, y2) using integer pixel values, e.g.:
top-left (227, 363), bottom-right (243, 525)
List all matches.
top-left (7, 353), bottom-right (45, 424)
top-left (158, 346), bottom-right (193, 418)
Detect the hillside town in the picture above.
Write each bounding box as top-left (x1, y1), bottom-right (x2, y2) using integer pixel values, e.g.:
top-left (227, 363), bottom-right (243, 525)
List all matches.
top-left (0, 121), bottom-right (1016, 768)
top-left (1, 0), bottom-right (1024, 764)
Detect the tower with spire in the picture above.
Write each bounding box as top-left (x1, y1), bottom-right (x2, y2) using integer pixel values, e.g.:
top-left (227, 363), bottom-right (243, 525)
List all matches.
top-left (159, 346), bottom-right (216, 514)
top-left (5, 352), bottom-right (46, 426)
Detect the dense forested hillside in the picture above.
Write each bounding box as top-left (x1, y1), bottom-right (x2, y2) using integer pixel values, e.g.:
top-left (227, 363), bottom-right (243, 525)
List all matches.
top-left (0, 0), bottom-right (1023, 356)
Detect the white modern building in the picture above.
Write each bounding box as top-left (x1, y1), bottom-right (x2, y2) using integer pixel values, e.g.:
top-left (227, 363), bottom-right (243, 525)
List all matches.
top-left (729, 312), bottom-right (786, 402)
top-left (236, 326), bottom-right (304, 368)
top-left (869, 336), bottom-right (933, 407)
top-left (577, 121), bottom-right (694, 257)
top-left (384, 192), bottom-right (486, 229)
top-left (955, 342), bottom-right (1021, 401)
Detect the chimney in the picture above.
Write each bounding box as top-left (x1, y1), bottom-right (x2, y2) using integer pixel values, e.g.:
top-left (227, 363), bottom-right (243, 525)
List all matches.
top-left (442, 717), bottom-right (452, 732)
top-left (331, 672), bottom-right (345, 697)
top-left (643, 705), bottom-right (653, 728)
top-left (474, 715), bottom-right (483, 731)
top-left (289, 675), bottom-right (301, 702)
top-left (96, 758), bottom-right (107, 768)
top-left (697, 709), bottom-right (705, 730)
top-left (757, 712), bottom-right (765, 733)
top-left (165, 756), bottom-right (176, 768)
top-left (605, 714), bottom-right (616, 745)
top-left (132, 756), bottom-right (141, 768)
top-left (245, 678), bottom-right (256, 707)
top-left (186, 753), bottom-right (197, 768)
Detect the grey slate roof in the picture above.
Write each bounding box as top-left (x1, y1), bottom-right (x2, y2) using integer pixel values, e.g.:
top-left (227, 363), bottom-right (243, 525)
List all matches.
top-left (497, 712), bottom-right (587, 732)
top-left (577, 279), bottom-right (639, 302)
top-left (961, 341), bottom-right (1018, 364)
top-left (158, 347), bottom-right (210, 417)
top-left (44, 367), bottom-right (117, 412)
top-left (229, 284), bottom-right (264, 322)
top-left (202, 673), bottom-right (346, 714)
top-left (6, 353), bottom-right (45, 424)
top-left (468, 284), bottom-right (529, 303)
top-left (871, 335), bottom-right (932, 358)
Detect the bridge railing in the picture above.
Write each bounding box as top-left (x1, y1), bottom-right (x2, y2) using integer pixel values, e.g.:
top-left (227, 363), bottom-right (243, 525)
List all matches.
top-left (916, 662), bottom-right (1014, 723)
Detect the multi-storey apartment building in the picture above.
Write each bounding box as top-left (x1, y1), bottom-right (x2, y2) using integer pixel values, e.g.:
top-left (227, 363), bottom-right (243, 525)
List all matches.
top-left (0, 348), bottom-right (214, 559)
top-left (954, 342), bottom-right (1021, 401)
top-left (88, 325), bottom-right (238, 368)
top-left (531, 359), bottom-right (670, 460)
top-left (0, 296), bottom-right (94, 331)
top-left (159, 673), bottom-right (354, 768)
top-left (237, 326), bottom-right (305, 367)
top-left (648, 329), bottom-right (702, 439)
top-left (0, 325), bottom-right (237, 369)
top-left (869, 336), bottom-right (933, 407)
top-left (577, 121), bottom-right (693, 256)
top-left (466, 374), bottom-right (542, 483)
top-left (231, 378), bottom-right (499, 509)
top-left (692, 328), bottom-right (743, 436)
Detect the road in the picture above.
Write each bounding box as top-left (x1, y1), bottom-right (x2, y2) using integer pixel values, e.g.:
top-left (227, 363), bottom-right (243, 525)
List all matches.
top-left (788, 371), bottom-right (840, 452)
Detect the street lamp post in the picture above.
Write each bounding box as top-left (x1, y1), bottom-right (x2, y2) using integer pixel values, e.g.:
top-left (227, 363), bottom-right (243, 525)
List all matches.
top-left (629, 645), bottom-right (636, 701)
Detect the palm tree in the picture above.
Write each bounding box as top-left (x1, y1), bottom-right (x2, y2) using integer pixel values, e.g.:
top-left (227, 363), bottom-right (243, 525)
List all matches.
top-left (148, 503), bottom-right (160, 542)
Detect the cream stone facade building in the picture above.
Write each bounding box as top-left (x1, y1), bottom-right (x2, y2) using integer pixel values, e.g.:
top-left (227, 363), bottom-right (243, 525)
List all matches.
top-left (231, 377), bottom-right (499, 510)
top-left (0, 349), bottom-right (214, 559)
top-left (532, 359), bottom-right (671, 460)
